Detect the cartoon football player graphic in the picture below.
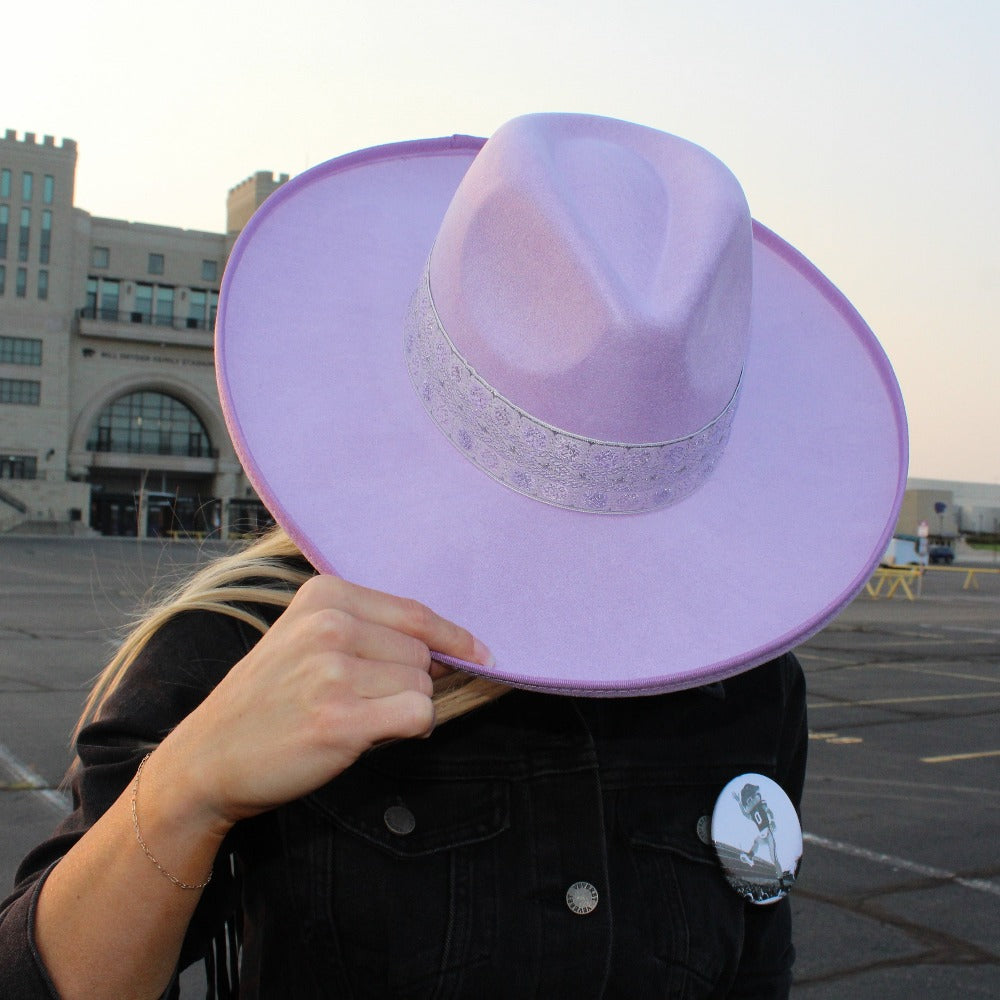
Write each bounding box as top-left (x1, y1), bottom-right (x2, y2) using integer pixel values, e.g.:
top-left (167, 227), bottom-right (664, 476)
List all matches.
top-left (735, 782), bottom-right (781, 874)
top-left (712, 772), bottom-right (802, 904)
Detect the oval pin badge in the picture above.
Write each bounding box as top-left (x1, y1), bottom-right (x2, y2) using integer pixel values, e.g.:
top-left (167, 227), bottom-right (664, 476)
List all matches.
top-left (711, 773), bottom-right (802, 904)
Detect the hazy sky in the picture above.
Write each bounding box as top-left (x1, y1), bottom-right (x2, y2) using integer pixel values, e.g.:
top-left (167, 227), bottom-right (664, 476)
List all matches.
top-left (6, 0), bottom-right (998, 484)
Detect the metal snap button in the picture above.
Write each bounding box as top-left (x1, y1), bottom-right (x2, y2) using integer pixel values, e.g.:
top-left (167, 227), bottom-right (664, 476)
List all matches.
top-left (711, 773), bottom-right (802, 905)
top-left (566, 881), bottom-right (599, 915)
top-left (383, 804), bottom-right (416, 836)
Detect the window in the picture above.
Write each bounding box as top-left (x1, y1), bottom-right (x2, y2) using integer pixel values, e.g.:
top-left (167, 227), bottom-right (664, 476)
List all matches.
top-left (0, 265), bottom-right (5, 295)
top-left (99, 279), bottom-right (119, 320)
top-left (39, 210), bottom-right (51, 264)
top-left (148, 253), bottom-right (164, 275)
top-left (91, 246), bottom-right (109, 268)
top-left (21, 172), bottom-right (33, 201)
top-left (133, 282), bottom-right (153, 323)
top-left (18, 208), bottom-right (29, 262)
top-left (0, 204), bottom-right (7, 258)
top-left (0, 336), bottom-right (43, 365)
top-left (201, 259), bottom-right (218, 282)
top-left (0, 378), bottom-right (40, 405)
top-left (0, 454), bottom-right (37, 480)
top-left (154, 285), bottom-right (174, 326)
top-left (86, 390), bottom-right (212, 457)
top-left (85, 277), bottom-right (97, 316)
top-left (187, 289), bottom-right (206, 328)
top-left (16, 267), bottom-right (26, 298)
top-left (209, 290), bottom-right (219, 328)
top-left (37, 269), bottom-right (48, 301)
top-left (0, 168), bottom-right (10, 198)
top-left (42, 175), bottom-right (54, 204)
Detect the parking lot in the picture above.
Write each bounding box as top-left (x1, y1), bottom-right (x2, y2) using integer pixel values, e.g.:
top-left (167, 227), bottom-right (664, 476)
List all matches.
top-left (1, 537), bottom-right (998, 997)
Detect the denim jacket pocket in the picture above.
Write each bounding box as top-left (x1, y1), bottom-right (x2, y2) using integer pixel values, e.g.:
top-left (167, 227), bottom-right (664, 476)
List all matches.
top-left (295, 760), bottom-right (510, 1000)
top-left (618, 784), bottom-right (747, 999)
top-left (309, 759), bottom-right (510, 857)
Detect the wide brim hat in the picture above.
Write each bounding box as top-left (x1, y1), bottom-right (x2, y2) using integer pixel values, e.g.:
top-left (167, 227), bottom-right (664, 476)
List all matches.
top-left (217, 113), bottom-right (907, 696)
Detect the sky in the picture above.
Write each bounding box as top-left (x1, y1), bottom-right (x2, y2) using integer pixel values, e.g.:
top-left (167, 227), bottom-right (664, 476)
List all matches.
top-left (5, 0), bottom-right (998, 484)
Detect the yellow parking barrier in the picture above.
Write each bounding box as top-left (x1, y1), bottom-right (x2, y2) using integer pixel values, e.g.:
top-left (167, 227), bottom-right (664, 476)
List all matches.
top-left (922, 565), bottom-right (1000, 591)
top-left (865, 566), bottom-right (921, 600)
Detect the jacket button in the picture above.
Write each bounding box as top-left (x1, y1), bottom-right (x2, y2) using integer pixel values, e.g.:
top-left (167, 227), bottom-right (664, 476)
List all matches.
top-left (566, 881), bottom-right (599, 915)
top-left (384, 805), bottom-right (416, 835)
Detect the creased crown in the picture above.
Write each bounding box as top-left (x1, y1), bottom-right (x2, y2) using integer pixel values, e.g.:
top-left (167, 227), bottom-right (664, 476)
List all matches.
top-left (428, 112), bottom-right (753, 444)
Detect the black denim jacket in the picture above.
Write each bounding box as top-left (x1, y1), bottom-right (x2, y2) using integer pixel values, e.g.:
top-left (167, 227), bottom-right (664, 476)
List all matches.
top-left (1, 610), bottom-right (806, 999)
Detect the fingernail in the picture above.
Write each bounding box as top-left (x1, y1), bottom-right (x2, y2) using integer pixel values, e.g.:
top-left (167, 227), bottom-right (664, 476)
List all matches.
top-left (472, 636), bottom-right (496, 667)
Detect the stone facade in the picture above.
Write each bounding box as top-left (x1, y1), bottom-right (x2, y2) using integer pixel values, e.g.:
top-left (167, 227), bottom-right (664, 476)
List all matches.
top-left (0, 128), bottom-right (283, 536)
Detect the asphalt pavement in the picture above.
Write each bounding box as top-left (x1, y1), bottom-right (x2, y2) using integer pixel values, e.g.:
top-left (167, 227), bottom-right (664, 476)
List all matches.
top-left (1, 537), bottom-right (998, 997)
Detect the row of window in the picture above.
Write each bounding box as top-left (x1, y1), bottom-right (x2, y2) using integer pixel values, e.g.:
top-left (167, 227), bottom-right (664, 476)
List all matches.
top-left (1, 393), bottom-right (212, 477)
top-left (0, 335), bottom-right (43, 365)
top-left (86, 391), bottom-right (212, 457)
top-left (0, 205), bottom-right (53, 264)
top-left (0, 378), bottom-right (40, 405)
top-left (0, 169), bottom-right (55, 204)
top-left (2, 396), bottom-right (216, 485)
top-left (0, 265), bottom-right (48, 299)
top-left (0, 454), bottom-right (36, 479)
top-left (91, 246), bottom-right (218, 282)
top-left (84, 277), bottom-right (217, 328)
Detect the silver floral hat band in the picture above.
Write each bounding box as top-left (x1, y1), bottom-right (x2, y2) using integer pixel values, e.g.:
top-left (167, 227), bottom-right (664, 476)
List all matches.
top-left (404, 265), bottom-right (741, 514)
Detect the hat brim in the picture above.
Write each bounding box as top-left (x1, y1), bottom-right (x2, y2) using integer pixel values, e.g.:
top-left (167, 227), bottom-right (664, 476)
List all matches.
top-left (217, 134), bottom-right (907, 695)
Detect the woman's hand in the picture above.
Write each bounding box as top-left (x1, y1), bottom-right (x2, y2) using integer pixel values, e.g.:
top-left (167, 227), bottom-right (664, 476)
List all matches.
top-left (29, 576), bottom-right (491, 1000)
top-left (165, 575), bottom-right (493, 835)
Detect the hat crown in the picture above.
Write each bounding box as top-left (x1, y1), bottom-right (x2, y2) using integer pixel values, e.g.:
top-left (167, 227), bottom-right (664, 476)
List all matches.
top-left (429, 113), bottom-right (753, 443)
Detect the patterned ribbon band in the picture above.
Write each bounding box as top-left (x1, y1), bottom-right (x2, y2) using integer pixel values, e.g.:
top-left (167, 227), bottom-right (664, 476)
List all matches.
top-left (403, 267), bottom-right (741, 514)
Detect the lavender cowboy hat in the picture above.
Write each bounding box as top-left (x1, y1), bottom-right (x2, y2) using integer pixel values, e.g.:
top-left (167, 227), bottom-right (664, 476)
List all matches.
top-left (216, 112), bottom-right (907, 696)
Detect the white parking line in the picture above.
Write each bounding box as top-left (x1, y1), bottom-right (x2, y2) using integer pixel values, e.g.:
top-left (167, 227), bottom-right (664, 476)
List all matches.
top-left (921, 623), bottom-right (1000, 638)
top-left (0, 743), bottom-right (71, 818)
top-left (865, 664), bottom-right (1000, 685)
top-left (806, 773), bottom-right (1000, 799)
top-left (830, 661), bottom-right (1000, 685)
top-left (808, 691), bottom-right (1000, 709)
top-left (796, 651), bottom-right (854, 664)
top-left (803, 832), bottom-right (1000, 898)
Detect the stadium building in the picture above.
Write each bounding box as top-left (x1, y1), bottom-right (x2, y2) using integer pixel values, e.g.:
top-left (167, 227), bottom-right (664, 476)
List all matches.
top-left (0, 127), bottom-right (286, 537)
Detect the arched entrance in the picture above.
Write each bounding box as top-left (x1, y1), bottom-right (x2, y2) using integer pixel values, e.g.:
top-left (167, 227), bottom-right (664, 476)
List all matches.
top-left (84, 389), bottom-right (221, 537)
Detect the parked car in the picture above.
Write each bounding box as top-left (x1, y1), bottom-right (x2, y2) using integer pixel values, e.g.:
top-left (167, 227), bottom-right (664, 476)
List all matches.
top-left (929, 545), bottom-right (955, 565)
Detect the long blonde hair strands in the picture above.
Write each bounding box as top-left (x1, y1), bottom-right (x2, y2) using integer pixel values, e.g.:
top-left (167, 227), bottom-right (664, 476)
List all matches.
top-left (73, 526), bottom-right (510, 766)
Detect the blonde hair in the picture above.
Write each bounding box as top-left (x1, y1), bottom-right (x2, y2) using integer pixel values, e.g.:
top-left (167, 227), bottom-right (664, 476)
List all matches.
top-left (73, 525), bottom-right (510, 757)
